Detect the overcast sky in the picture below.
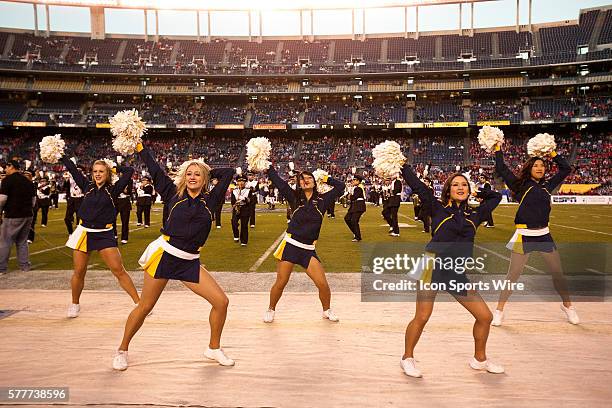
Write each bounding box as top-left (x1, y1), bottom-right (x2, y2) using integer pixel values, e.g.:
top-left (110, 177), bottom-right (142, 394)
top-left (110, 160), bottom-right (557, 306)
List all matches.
top-left (0, 0), bottom-right (610, 36)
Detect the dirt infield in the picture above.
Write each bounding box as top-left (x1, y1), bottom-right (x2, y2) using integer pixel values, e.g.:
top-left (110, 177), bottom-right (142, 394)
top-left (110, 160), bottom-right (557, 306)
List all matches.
top-left (1, 289), bottom-right (611, 407)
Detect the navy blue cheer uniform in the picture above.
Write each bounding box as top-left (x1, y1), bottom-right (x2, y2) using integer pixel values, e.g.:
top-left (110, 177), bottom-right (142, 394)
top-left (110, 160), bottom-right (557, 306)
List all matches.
top-left (137, 146), bottom-right (233, 283)
top-left (63, 157), bottom-right (134, 252)
top-left (495, 150), bottom-right (570, 254)
top-left (402, 164), bottom-right (502, 295)
top-left (268, 166), bottom-right (345, 269)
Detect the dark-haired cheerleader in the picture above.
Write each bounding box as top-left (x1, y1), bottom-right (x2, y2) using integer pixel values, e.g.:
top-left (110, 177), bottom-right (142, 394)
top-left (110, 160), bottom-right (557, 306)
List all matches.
top-left (491, 144), bottom-right (578, 326)
top-left (400, 162), bottom-right (504, 377)
top-left (263, 165), bottom-right (345, 323)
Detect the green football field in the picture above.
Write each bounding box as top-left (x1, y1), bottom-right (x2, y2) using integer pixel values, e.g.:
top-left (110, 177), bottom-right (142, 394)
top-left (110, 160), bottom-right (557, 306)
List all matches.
top-left (10, 203), bottom-right (612, 274)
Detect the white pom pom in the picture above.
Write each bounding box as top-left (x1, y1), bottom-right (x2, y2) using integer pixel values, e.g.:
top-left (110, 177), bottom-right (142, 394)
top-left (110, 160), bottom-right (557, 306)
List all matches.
top-left (477, 126), bottom-right (505, 153)
top-left (236, 166), bottom-right (243, 176)
top-left (527, 133), bottom-right (556, 157)
top-left (39, 134), bottom-right (66, 164)
top-left (372, 140), bottom-right (406, 178)
top-left (109, 109), bottom-right (147, 156)
top-left (246, 137), bottom-right (272, 172)
top-left (173, 159), bottom-right (211, 186)
top-left (288, 161), bottom-right (295, 171)
top-left (312, 169), bottom-right (333, 194)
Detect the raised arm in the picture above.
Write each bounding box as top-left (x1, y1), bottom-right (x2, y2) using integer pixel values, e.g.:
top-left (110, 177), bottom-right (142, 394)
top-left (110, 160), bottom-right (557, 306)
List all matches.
top-left (61, 156), bottom-right (89, 191)
top-left (474, 188), bottom-right (502, 226)
top-left (544, 152), bottom-right (572, 191)
top-left (320, 176), bottom-right (345, 212)
top-left (266, 165), bottom-right (296, 208)
top-left (207, 167), bottom-right (234, 210)
top-left (111, 166), bottom-right (134, 197)
top-left (136, 143), bottom-right (176, 202)
top-left (400, 163), bottom-right (433, 202)
top-left (494, 148), bottom-right (518, 190)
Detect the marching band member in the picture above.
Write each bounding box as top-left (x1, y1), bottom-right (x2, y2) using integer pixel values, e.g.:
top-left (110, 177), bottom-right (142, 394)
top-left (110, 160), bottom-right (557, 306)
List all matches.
top-left (210, 177), bottom-right (224, 229)
top-left (263, 165), bottom-right (345, 323)
top-left (136, 176), bottom-right (154, 228)
top-left (231, 175), bottom-right (251, 246)
top-left (115, 170), bottom-right (133, 244)
top-left (63, 170), bottom-right (84, 236)
top-left (35, 176), bottom-right (51, 228)
top-left (399, 162), bottom-right (504, 378)
top-left (113, 142), bottom-right (235, 371)
top-left (478, 175), bottom-right (495, 228)
top-left (492, 144), bottom-right (578, 326)
top-left (246, 173), bottom-right (258, 228)
top-left (344, 174), bottom-right (366, 242)
top-left (382, 175), bottom-right (402, 236)
top-left (62, 156), bottom-right (139, 318)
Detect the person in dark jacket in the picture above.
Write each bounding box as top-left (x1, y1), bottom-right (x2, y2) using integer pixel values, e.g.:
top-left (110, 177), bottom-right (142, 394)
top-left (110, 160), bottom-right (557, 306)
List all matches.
top-left (231, 175), bottom-right (251, 245)
top-left (136, 176), bottom-right (154, 227)
top-left (382, 176), bottom-right (402, 236)
top-left (115, 173), bottom-right (133, 244)
top-left (0, 160), bottom-right (36, 274)
top-left (491, 143), bottom-right (578, 326)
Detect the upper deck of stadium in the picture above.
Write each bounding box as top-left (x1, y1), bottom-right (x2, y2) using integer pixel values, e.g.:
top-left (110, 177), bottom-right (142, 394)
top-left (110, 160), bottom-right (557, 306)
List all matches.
top-left (0, 1), bottom-right (611, 76)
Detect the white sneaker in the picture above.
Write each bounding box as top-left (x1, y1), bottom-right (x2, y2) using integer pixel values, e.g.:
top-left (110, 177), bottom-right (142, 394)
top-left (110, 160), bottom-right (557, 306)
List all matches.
top-left (144, 225), bottom-right (150, 228)
top-left (469, 357), bottom-right (504, 374)
top-left (241, 243), bottom-right (247, 246)
top-left (390, 233), bottom-right (400, 237)
top-left (112, 350), bottom-right (128, 371)
top-left (492, 309), bottom-right (504, 326)
top-left (136, 223), bottom-right (142, 226)
top-left (204, 347), bottom-right (235, 366)
top-left (250, 225), bottom-right (255, 228)
top-left (67, 303), bottom-right (80, 318)
top-left (27, 240), bottom-right (33, 244)
top-left (233, 237), bottom-right (239, 242)
top-left (322, 309), bottom-right (339, 322)
top-left (216, 225), bottom-right (221, 229)
top-left (263, 309), bottom-right (275, 323)
top-left (561, 304), bottom-right (580, 325)
top-left (121, 240), bottom-right (128, 244)
top-left (400, 358), bottom-right (422, 378)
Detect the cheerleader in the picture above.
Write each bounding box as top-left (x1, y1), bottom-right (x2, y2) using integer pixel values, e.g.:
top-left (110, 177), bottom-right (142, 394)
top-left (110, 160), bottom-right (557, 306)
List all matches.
top-left (344, 174), bottom-right (366, 242)
top-left (492, 144), bottom-right (578, 326)
top-left (62, 156), bottom-right (139, 318)
top-left (113, 143), bottom-right (235, 371)
top-left (136, 176), bottom-right (154, 227)
top-left (400, 163), bottom-right (504, 377)
top-left (263, 165), bottom-right (345, 323)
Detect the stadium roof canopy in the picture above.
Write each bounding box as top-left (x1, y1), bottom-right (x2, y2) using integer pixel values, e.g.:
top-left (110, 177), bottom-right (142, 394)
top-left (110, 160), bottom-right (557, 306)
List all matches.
top-left (7, 0), bottom-right (495, 12)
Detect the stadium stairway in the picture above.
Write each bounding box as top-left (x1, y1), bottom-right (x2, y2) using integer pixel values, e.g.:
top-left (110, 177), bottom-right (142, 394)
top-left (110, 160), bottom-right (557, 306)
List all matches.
top-left (491, 32), bottom-right (501, 58)
top-left (327, 41), bottom-right (335, 64)
top-left (533, 30), bottom-right (543, 57)
top-left (59, 41), bottom-right (70, 62)
top-left (115, 40), bottom-right (127, 64)
top-left (380, 39), bottom-right (388, 63)
top-left (170, 41), bottom-right (180, 65)
top-left (275, 42), bottom-right (283, 64)
top-left (591, 11), bottom-right (607, 50)
top-left (1, 33), bottom-right (13, 58)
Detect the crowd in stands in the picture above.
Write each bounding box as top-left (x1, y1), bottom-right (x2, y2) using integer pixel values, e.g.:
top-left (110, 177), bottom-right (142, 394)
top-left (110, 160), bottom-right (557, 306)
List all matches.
top-left (1, 7), bottom-right (611, 75)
